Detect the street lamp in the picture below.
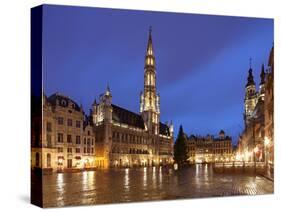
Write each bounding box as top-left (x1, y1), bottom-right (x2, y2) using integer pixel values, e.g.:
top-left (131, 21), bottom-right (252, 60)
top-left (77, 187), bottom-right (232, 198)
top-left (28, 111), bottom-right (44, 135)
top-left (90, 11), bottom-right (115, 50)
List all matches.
top-left (253, 146), bottom-right (259, 171)
top-left (58, 158), bottom-right (63, 164)
top-left (264, 137), bottom-right (270, 146)
top-left (264, 136), bottom-right (270, 168)
top-left (236, 154), bottom-right (241, 161)
top-left (251, 115), bottom-right (257, 171)
top-left (254, 146), bottom-right (259, 154)
top-left (245, 151), bottom-right (251, 162)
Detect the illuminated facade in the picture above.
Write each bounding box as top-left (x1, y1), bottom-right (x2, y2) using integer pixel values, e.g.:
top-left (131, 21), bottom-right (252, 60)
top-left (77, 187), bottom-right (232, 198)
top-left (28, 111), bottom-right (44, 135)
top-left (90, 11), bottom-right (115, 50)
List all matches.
top-left (238, 46), bottom-right (274, 168)
top-left (264, 46), bottom-right (274, 169)
top-left (91, 28), bottom-right (174, 168)
top-left (186, 130), bottom-right (233, 164)
top-left (31, 93), bottom-right (95, 172)
top-left (31, 28), bottom-right (173, 171)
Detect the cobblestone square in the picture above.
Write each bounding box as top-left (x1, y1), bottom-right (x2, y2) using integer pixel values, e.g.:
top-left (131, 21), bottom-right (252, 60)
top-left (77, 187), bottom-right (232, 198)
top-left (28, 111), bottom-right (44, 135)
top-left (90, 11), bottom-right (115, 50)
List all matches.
top-left (39, 165), bottom-right (273, 207)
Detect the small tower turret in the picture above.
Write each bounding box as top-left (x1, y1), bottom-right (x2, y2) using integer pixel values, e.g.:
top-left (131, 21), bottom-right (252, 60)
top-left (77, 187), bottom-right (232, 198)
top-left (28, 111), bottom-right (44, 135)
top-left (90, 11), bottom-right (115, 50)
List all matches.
top-left (92, 85), bottom-right (113, 125)
top-left (102, 84), bottom-right (112, 122)
top-left (259, 64), bottom-right (265, 101)
top-left (104, 84), bottom-right (112, 104)
top-left (169, 120), bottom-right (174, 137)
top-left (92, 99), bottom-right (98, 125)
top-left (219, 130), bottom-right (225, 139)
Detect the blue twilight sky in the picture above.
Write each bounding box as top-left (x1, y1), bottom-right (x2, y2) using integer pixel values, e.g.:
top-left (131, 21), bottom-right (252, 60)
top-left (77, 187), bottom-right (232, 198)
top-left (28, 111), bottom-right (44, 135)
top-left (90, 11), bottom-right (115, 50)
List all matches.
top-left (42, 5), bottom-right (273, 145)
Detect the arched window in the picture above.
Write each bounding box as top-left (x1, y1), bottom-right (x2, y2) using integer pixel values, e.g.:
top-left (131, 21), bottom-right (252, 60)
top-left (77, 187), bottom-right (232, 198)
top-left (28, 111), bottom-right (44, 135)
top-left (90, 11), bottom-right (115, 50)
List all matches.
top-left (61, 100), bottom-right (66, 106)
top-left (151, 73), bottom-right (154, 86)
top-left (35, 152), bottom-right (40, 167)
top-left (47, 153), bottom-right (51, 167)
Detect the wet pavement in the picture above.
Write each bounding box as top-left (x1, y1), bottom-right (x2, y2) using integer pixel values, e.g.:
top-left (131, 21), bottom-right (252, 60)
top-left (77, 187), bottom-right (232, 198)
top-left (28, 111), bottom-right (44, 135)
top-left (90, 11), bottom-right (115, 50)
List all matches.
top-left (40, 164), bottom-right (273, 207)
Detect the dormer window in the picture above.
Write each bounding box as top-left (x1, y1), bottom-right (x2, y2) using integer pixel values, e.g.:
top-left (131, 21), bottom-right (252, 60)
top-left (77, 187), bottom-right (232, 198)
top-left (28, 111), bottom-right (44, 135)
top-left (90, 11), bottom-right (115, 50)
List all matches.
top-left (61, 99), bottom-right (66, 106)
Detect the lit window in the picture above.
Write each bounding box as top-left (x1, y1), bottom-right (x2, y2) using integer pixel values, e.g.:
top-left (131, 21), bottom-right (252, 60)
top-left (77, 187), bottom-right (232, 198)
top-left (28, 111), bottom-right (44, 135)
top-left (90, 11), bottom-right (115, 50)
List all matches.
top-left (76, 136), bottom-right (80, 144)
top-left (47, 154), bottom-right (51, 167)
top-left (47, 134), bottom-right (52, 146)
top-left (47, 122), bottom-right (52, 132)
top-left (76, 121), bottom-right (81, 128)
top-left (57, 147), bottom-right (63, 153)
top-left (58, 133), bottom-right (63, 143)
top-left (67, 119), bottom-right (72, 126)
top-left (67, 135), bottom-right (72, 143)
top-left (58, 117), bottom-right (64, 125)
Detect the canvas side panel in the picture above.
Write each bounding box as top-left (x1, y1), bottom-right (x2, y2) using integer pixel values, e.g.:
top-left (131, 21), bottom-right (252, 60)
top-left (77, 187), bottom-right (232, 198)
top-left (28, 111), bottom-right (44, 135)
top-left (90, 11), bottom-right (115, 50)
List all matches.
top-left (30, 5), bottom-right (43, 208)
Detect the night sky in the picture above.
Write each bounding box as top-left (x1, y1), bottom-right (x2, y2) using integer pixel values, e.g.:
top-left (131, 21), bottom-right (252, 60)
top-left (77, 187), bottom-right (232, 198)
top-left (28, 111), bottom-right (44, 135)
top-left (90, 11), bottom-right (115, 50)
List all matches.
top-left (42, 5), bottom-right (273, 145)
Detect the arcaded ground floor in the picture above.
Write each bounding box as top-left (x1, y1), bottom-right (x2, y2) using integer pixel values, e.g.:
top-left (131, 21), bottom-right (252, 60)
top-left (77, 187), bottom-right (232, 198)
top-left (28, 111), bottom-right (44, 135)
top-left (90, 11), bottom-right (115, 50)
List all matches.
top-left (32, 164), bottom-right (273, 208)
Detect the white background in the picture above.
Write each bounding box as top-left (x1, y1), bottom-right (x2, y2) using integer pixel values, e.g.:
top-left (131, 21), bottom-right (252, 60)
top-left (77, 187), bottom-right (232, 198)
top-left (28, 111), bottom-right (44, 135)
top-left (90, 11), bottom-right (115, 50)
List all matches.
top-left (0, 0), bottom-right (280, 211)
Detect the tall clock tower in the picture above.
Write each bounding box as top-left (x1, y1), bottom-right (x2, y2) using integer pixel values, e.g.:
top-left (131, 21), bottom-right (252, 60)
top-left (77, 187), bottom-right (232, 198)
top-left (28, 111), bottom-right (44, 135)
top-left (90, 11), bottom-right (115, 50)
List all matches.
top-left (140, 27), bottom-right (160, 134)
top-left (244, 61), bottom-right (257, 127)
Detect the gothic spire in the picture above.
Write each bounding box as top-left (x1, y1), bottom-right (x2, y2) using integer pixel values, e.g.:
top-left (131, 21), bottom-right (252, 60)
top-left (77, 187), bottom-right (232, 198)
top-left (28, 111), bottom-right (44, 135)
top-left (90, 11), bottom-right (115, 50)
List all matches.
top-left (147, 26), bottom-right (153, 54)
top-left (268, 44), bottom-right (274, 71)
top-left (105, 83), bottom-right (111, 96)
top-left (145, 26), bottom-right (155, 67)
top-left (260, 63), bottom-right (265, 85)
top-left (246, 58), bottom-right (255, 87)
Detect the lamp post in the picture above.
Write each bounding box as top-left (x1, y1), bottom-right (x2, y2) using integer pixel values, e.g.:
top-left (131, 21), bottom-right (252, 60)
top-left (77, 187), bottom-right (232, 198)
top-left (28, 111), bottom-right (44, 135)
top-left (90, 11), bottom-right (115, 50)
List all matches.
top-left (252, 119), bottom-right (255, 170)
top-left (264, 137), bottom-right (270, 169)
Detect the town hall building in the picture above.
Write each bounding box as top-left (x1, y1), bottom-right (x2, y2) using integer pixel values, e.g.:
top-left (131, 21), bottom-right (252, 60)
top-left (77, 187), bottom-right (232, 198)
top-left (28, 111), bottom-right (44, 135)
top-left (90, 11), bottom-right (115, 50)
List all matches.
top-left (92, 28), bottom-right (174, 168)
top-left (31, 28), bottom-right (174, 171)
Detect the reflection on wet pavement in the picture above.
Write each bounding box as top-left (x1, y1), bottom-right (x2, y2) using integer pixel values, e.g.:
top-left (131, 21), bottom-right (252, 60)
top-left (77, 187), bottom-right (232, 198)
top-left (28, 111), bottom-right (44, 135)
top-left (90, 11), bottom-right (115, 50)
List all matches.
top-left (41, 164), bottom-right (273, 207)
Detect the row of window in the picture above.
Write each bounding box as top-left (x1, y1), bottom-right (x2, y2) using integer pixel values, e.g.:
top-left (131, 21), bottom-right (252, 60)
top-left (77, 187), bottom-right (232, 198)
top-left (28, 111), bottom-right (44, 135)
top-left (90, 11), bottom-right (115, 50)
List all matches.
top-left (188, 143), bottom-right (231, 148)
top-left (35, 153), bottom-right (51, 167)
top-left (46, 119), bottom-right (83, 132)
top-left (57, 118), bottom-right (82, 128)
top-left (213, 143), bottom-right (231, 147)
top-left (58, 147), bottom-right (94, 154)
top-left (112, 131), bottom-right (153, 145)
top-left (158, 140), bottom-right (169, 145)
top-left (57, 133), bottom-right (94, 145)
top-left (213, 150), bottom-right (231, 154)
top-left (129, 149), bottom-right (149, 154)
top-left (188, 147), bottom-right (231, 153)
top-left (112, 148), bottom-right (149, 154)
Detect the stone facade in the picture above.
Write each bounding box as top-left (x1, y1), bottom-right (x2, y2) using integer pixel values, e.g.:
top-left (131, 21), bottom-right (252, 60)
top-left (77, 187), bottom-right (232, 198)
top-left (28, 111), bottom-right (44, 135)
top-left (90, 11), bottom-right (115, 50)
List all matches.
top-left (31, 93), bottom-right (95, 172)
top-left (264, 46), bottom-right (274, 169)
top-left (31, 28), bottom-right (173, 171)
top-left (186, 130), bottom-right (233, 164)
top-left (91, 28), bottom-right (174, 168)
top-left (238, 46), bottom-right (274, 168)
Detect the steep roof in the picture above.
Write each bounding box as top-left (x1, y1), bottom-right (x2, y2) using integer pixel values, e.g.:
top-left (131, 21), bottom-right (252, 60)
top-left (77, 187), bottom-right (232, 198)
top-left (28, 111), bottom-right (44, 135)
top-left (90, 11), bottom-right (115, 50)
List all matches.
top-left (219, 130), bottom-right (225, 135)
top-left (112, 104), bottom-right (145, 129)
top-left (47, 92), bottom-right (81, 112)
top-left (252, 98), bottom-right (265, 120)
top-left (112, 104), bottom-right (171, 136)
top-left (268, 46), bottom-right (274, 68)
top-left (246, 68), bottom-right (255, 87)
top-left (159, 122), bottom-right (170, 136)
